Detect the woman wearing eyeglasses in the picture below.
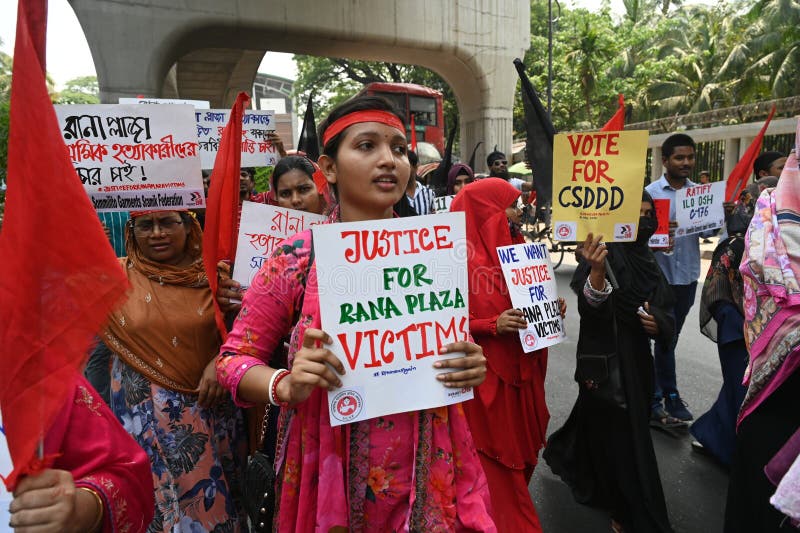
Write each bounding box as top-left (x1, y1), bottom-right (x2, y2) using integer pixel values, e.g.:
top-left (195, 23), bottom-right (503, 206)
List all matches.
top-left (446, 163), bottom-right (475, 195)
top-left (101, 210), bottom-right (247, 532)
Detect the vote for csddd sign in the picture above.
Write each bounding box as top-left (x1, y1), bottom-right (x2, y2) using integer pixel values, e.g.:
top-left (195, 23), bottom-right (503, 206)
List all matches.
top-left (551, 130), bottom-right (649, 242)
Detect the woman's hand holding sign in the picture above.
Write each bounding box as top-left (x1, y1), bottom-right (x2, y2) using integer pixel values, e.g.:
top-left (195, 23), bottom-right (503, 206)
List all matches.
top-left (434, 341), bottom-right (487, 388)
top-left (583, 233), bottom-right (608, 290)
top-left (280, 328), bottom-right (346, 405)
top-left (496, 308), bottom-right (528, 334)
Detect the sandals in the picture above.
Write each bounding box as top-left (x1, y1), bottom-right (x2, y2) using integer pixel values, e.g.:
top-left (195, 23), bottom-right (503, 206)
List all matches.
top-left (649, 406), bottom-right (688, 437)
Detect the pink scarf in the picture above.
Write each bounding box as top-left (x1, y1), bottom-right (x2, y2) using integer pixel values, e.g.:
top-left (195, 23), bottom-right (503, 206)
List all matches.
top-left (738, 147), bottom-right (800, 424)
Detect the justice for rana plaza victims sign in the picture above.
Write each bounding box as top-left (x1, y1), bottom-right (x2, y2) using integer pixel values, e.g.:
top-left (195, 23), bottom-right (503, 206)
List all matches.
top-left (232, 202), bottom-right (326, 289)
top-left (497, 242), bottom-right (565, 352)
top-left (552, 130), bottom-right (649, 242)
top-left (674, 181), bottom-right (726, 237)
top-left (54, 104), bottom-right (205, 212)
top-left (196, 110), bottom-right (278, 169)
top-left (313, 212), bottom-right (473, 426)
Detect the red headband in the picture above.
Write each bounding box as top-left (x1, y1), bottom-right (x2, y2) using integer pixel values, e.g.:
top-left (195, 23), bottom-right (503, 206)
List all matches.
top-left (322, 110), bottom-right (405, 147)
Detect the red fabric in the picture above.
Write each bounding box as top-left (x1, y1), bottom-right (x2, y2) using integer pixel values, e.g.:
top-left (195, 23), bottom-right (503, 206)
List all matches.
top-left (0, 0), bottom-right (129, 491)
top-left (202, 92), bottom-right (249, 338)
top-left (479, 454), bottom-right (543, 533)
top-left (321, 110), bottom-right (404, 146)
top-left (450, 178), bottom-right (549, 528)
top-left (725, 105), bottom-right (776, 202)
top-left (601, 93), bottom-right (625, 132)
top-left (46, 374), bottom-right (154, 532)
top-left (410, 114), bottom-right (418, 152)
top-left (310, 163), bottom-right (333, 207)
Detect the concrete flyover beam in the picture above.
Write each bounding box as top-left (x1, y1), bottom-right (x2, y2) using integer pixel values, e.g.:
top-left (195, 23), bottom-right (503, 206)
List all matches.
top-left (67, 0), bottom-right (530, 164)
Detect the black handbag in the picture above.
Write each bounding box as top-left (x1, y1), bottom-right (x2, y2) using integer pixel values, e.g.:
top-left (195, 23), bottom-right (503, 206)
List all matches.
top-left (242, 405), bottom-right (277, 532)
top-left (574, 319), bottom-right (627, 410)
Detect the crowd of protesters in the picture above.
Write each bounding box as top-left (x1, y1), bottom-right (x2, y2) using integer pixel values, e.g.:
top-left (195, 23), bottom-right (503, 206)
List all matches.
top-left (4, 84), bottom-right (798, 533)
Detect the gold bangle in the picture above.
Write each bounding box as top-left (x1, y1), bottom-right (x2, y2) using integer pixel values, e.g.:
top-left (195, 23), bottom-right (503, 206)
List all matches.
top-left (77, 487), bottom-right (104, 533)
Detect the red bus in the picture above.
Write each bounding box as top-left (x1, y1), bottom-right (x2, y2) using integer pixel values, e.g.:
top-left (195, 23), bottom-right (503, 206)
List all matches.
top-left (358, 82), bottom-right (445, 154)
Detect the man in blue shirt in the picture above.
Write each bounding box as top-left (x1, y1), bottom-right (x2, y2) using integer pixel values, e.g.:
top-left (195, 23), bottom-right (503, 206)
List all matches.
top-left (645, 133), bottom-right (699, 425)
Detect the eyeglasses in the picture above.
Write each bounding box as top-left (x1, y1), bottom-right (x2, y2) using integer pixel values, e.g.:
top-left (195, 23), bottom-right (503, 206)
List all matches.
top-left (454, 177), bottom-right (474, 185)
top-left (492, 160), bottom-right (508, 166)
top-left (131, 218), bottom-right (184, 236)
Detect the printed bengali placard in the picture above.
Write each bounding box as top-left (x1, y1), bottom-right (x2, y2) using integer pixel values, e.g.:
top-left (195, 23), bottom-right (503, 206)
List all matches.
top-left (54, 104), bottom-right (205, 212)
top-left (232, 202), bottom-right (327, 289)
top-left (196, 109), bottom-right (278, 169)
top-left (496, 242), bottom-right (565, 353)
top-left (313, 212), bottom-right (473, 426)
top-left (119, 97), bottom-right (210, 109)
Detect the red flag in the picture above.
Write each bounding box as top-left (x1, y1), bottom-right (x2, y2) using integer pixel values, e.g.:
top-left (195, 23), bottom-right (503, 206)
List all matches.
top-left (410, 114), bottom-right (418, 152)
top-left (0, 0), bottom-right (128, 490)
top-left (601, 94), bottom-right (625, 132)
top-left (202, 92), bottom-right (249, 338)
top-left (725, 106), bottom-right (777, 202)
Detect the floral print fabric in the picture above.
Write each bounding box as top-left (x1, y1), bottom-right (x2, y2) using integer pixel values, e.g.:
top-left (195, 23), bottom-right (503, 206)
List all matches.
top-left (111, 356), bottom-right (247, 533)
top-left (217, 227), bottom-right (496, 532)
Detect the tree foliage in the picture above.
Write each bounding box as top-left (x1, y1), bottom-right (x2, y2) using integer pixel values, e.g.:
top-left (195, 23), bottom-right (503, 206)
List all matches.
top-left (292, 55), bottom-right (459, 135)
top-left (292, 0), bottom-right (799, 138)
top-left (53, 75), bottom-right (100, 104)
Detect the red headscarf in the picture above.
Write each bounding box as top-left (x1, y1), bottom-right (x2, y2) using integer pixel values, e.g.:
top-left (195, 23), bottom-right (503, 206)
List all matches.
top-left (450, 177), bottom-right (521, 319)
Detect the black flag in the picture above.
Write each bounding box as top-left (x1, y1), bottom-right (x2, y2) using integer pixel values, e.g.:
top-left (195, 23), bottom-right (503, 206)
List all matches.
top-left (297, 93), bottom-right (320, 161)
top-left (468, 141), bottom-right (483, 170)
top-left (428, 118), bottom-right (458, 197)
top-left (513, 58), bottom-right (555, 208)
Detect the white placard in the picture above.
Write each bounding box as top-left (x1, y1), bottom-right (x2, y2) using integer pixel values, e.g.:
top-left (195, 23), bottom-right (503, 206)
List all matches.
top-left (434, 195), bottom-right (454, 214)
top-left (313, 213), bottom-right (473, 426)
top-left (119, 97), bottom-right (210, 109)
top-left (232, 202), bottom-right (326, 289)
top-left (196, 110), bottom-right (278, 169)
top-left (496, 242), bottom-right (565, 352)
top-left (0, 415), bottom-right (12, 528)
top-left (675, 181), bottom-right (726, 237)
top-left (54, 104), bottom-right (205, 212)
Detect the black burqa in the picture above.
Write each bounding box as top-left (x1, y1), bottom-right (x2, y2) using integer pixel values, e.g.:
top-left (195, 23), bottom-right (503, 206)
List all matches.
top-left (543, 194), bottom-right (675, 532)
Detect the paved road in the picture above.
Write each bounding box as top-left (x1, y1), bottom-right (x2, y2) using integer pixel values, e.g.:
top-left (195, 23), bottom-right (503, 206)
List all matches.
top-left (530, 250), bottom-right (731, 533)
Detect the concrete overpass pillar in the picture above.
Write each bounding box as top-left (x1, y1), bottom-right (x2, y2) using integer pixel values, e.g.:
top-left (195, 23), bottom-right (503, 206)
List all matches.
top-left (68, 0), bottom-right (529, 159)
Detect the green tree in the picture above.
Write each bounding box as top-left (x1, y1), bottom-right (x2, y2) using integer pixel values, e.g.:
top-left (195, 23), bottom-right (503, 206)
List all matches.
top-left (292, 55), bottom-right (459, 139)
top-left (644, 4), bottom-right (743, 115)
top-left (53, 75), bottom-right (99, 104)
top-left (741, 0), bottom-right (800, 98)
top-left (1, 37), bottom-right (10, 220)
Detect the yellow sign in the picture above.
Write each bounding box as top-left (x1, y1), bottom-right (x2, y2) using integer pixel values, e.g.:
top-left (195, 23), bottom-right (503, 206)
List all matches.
top-left (551, 130), bottom-right (649, 242)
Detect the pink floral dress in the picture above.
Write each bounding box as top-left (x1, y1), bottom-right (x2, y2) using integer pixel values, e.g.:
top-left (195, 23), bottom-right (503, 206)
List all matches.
top-left (217, 220), bottom-right (496, 533)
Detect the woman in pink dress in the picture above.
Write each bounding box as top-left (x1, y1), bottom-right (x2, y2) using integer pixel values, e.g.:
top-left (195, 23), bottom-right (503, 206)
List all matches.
top-left (7, 373), bottom-right (154, 532)
top-left (217, 95), bottom-right (496, 532)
